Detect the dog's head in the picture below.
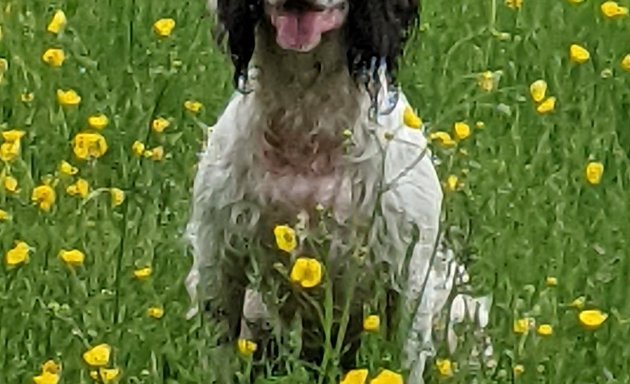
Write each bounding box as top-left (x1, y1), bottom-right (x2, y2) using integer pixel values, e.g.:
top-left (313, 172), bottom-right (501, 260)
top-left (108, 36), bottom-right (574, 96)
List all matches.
top-left (209, 0), bottom-right (420, 90)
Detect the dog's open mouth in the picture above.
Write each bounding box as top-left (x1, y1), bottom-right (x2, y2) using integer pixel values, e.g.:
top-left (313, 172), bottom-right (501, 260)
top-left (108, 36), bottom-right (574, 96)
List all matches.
top-left (268, 2), bottom-right (347, 52)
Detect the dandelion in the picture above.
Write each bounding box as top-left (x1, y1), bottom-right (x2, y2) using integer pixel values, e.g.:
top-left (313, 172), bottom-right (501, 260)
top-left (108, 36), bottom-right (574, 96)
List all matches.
top-left (621, 54), bottom-right (630, 71)
top-left (66, 178), bottom-right (89, 199)
top-left (529, 80), bottom-right (548, 103)
top-left (537, 324), bottom-right (553, 336)
top-left (153, 18), bottom-right (176, 38)
top-left (82, 344), bottom-right (111, 367)
top-left (58, 249), bottom-right (85, 267)
top-left (132, 141), bottom-right (145, 157)
top-left (513, 364), bottom-right (525, 377)
top-left (601, 1), bottom-right (629, 19)
top-left (33, 372), bottom-right (59, 384)
top-left (133, 266), bottom-right (152, 280)
top-left (47, 10), bottom-right (67, 34)
top-left (56, 89), bottom-right (81, 107)
top-left (363, 315), bottom-right (380, 333)
top-left (110, 188), bottom-right (125, 207)
top-left (147, 306), bottom-right (165, 319)
top-left (88, 114), bottom-right (109, 130)
top-left (5, 241), bottom-right (30, 267)
top-left (569, 44), bottom-right (590, 64)
top-left (536, 97), bottom-right (556, 114)
top-left (73, 132), bottom-right (108, 160)
top-left (585, 161), bottom-right (604, 185)
top-left (184, 100), bottom-right (203, 114)
top-left (545, 276), bottom-right (558, 287)
top-left (0, 209), bottom-right (10, 221)
top-left (403, 106), bottom-right (422, 129)
top-left (370, 369), bottom-right (403, 384)
top-left (340, 369), bottom-right (369, 384)
top-left (151, 117), bottom-right (170, 133)
top-left (478, 71), bottom-right (496, 92)
top-left (579, 309), bottom-right (608, 330)
top-left (42, 48), bottom-right (65, 67)
top-left (3, 176), bottom-right (18, 193)
top-left (59, 160), bottom-right (78, 176)
top-left (436, 358), bottom-right (454, 378)
top-left (32, 184), bottom-right (56, 212)
top-left (274, 225), bottom-right (297, 253)
top-left (453, 122), bottom-right (471, 141)
top-left (429, 131), bottom-right (456, 148)
top-left (237, 339), bottom-right (257, 357)
top-left (290, 257), bottom-right (323, 288)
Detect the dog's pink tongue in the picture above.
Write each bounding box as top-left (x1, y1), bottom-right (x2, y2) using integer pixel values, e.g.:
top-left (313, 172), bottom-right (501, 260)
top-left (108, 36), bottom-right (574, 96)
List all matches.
top-left (272, 11), bottom-right (338, 52)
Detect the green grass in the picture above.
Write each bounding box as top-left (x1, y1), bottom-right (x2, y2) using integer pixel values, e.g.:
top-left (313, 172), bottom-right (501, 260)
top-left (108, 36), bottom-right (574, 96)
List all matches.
top-left (1, 0), bottom-right (630, 383)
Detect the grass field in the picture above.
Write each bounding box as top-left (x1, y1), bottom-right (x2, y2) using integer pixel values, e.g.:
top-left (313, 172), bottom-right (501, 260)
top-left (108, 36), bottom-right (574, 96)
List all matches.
top-left (1, 0), bottom-right (630, 383)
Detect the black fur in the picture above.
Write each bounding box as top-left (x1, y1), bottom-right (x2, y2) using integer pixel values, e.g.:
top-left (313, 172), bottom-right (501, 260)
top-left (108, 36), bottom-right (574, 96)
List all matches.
top-left (213, 0), bottom-right (420, 88)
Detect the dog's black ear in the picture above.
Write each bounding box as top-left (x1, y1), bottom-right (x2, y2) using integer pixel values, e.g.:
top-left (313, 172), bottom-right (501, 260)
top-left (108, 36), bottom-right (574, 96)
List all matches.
top-left (345, 0), bottom-right (420, 83)
top-left (214, 0), bottom-right (264, 89)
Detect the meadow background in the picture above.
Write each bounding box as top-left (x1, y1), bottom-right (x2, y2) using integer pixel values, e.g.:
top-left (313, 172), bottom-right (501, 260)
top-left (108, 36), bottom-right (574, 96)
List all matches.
top-left (1, 0), bottom-right (630, 383)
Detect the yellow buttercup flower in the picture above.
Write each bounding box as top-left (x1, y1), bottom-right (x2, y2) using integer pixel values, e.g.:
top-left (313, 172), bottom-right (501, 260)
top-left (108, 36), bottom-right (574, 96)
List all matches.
top-left (151, 117), bottom-right (170, 133)
top-left (585, 161), bottom-right (604, 185)
top-left (340, 369), bottom-right (368, 384)
top-left (33, 372), bottom-right (59, 384)
top-left (5, 241), bottom-right (30, 267)
top-left (579, 309), bottom-right (608, 330)
top-left (32, 184), bottom-right (56, 212)
top-left (403, 106), bottom-right (423, 129)
top-left (513, 318), bottom-right (532, 334)
top-left (133, 266), bottom-right (152, 280)
top-left (21, 92), bottom-right (34, 103)
top-left (42, 48), bottom-right (65, 67)
top-left (66, 178), bottom-right (89, 199)
top-left (42, 360), bottom-right (61, 374)
top-left (184, 100), bottom-right (203, 114)
top-left (153, 18), bottom-right (176, 38)
top-left (621, 54), bottom-right (630, 71)
top-left (453, 122), bottom-right (471, 141)
top-left (537, 324), bottom-right (553, 336)
top-left (98, 368), bottom-right (121, 383)
top-left (363, 315), bottom-right (380, 332)
top-left (570, 296), bottom-right (586, 310)
top-left (478, 70), bottom-right (496, 92)
top-left (73, 132), bottom-right (108, 160)
top-left (88, 114), bottom-right (109, 130)
top-left (47, 10), bottom-right (67, 34)
top-left (82, 344), bottom-right (111, 367)
top-left (369, 369), bottom-right (403, 384)
top-left (429, 131), bottom-right (456, 148)
top-left (237, 339), bottom-right (257, 357)
top-left (59, 249), bottom-right (85, 267)
top-left (436, 358), bottom-right (454, 377)
top-left (545, 276), bottom-right (558, 287)
top-left (59, 160), bottom-right (78, 176)
top-left (56, 89), bottom-right (81, 107)
top-left (147, 306), bottom-right (165, 319)
top-left (0, 140), bottom-right (20, 162)
top-left (148, 146), bottom-right (164, 161)
top-left (274, 225), bottom-right (297, 253)
top-left (505, 0), bottom-right (523, 9)
top-left (0, 209), bottom-right (10, 221)
top-left (2, 130), bottom-right (25, 142)
top-left (445, 175), bottom-right (460, 192)
top-left (110, 188), bottom-right (125, 207)
top-left (601, 1), bottom-right (629, 19)
top-left (3, 176), bottom-right (18, 193)
top-left (132, 141), bottom-right (145, 157)
top-left (529, 80), bottom-right (548, 103)
top-left (570, 44), bottom-right (590, 64)
top-left (513, 364), bottom-right (525, 377)
top-left (290, 257), bottom-right (323, 288)
top-left (536, 97), bottom-right (556, 114)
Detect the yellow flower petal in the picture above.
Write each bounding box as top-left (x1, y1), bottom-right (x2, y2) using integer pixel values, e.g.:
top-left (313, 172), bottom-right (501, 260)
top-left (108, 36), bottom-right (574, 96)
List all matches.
top-left (133, 266), bottom-right (152, 280)
top-left (536, 97), bottom-right (556, 114)
top-left (505, 0), bottom-right (523, 10)
top-left (369, 369), bottom-right (403, 384)
top-left (3, 176), bottom-right (18, 193)
top-left (570, 44), bottom-right (590, 64)
top-left (32, 185), bottom-right (56, 212)
top-left (529, 79), bottom-right (548, 103)
top-left (42, 48), bottom-right (65, 67)
top-left (33, 372), bottom-right (59, 384)
top-left (132, 141), bottom-right (145, 157)
top-left (147, 306), bottom-right (165, 319)
top-left (290, 257), bottom-right (323, 288)
top-left (340, 369), bottom-right (369, 384)
top-left (184, 100), bottom-right (203, 114)
top-left (82, 344), bottom-right (111, 367)
top-left (537, 324), bottom-right (553, 336)
top-left (403, 106), bottom-right (423, 129)
top-left (601, 1), bottom-right (629, 19)
top-left (585, 161), bottom-right (604, 185)
top-left (59, 161), bottom-right (78, 176)
top-left (1, 129), bottom-right (26, 142)
top-left (72, 132), bottom-right (108, 160)
top-left (151, 117), bottom-right (170, 133)
top-left (429, 131), bottom-right (456, 148)
top-left (436, 358), bottom-right (454, 377)
top-left (0, 209), bottom-right (10, 221)
top-left (5, 241), bottom-right (30, 267)
top-left (99, 367), bottom-right (121, 383)
top-left (274, 225), bottom-right (297, 253)
top-left (513, 364), bottom-right (525, 377)
top-left (59, 249), bottom-right (85, 267)
top-left (153, 18), bottom-right (176, 38)
top-left (363, 315), bottom-right (380, 333)
top-left (237, 339), bottom-right (257, 357)
top-left (88, 114), bottom-right (109, 130)
top-left (56, 89), bottom-right (81, 107)
top-left (545, 276), bottom-right (558, 287)
top-left (579, 309), bottom-right (608, 330)
top-left (47, 10), bottom-right (67, 34)
top-left (42, 360), bottom-right (61, 374)
top-left (621, 54), bottom-right (630, 72)
top-left (453, 122), bottom-right (471, 141)
top-left (110, 188), bottom-right (125, 207)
